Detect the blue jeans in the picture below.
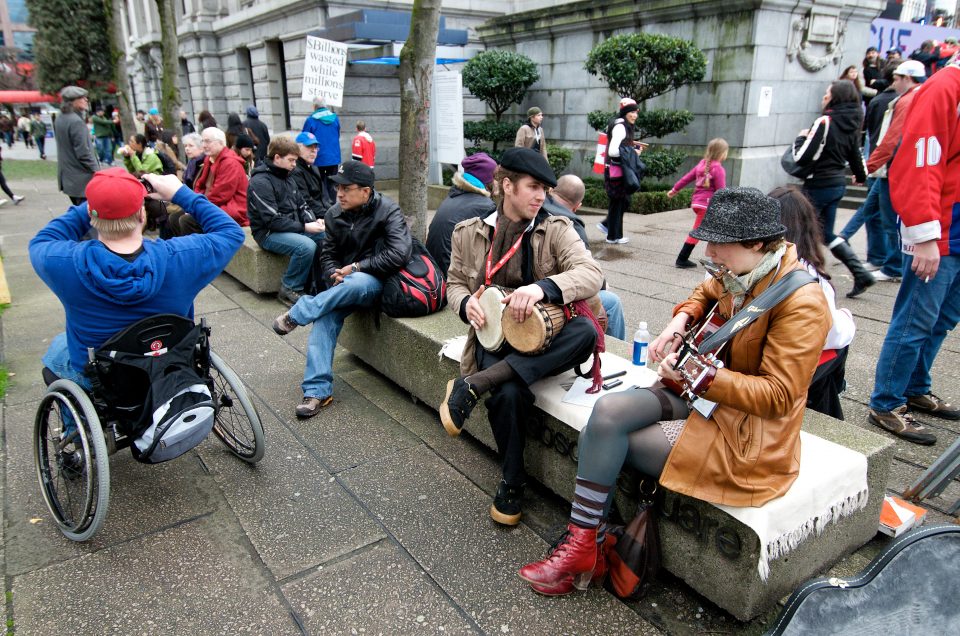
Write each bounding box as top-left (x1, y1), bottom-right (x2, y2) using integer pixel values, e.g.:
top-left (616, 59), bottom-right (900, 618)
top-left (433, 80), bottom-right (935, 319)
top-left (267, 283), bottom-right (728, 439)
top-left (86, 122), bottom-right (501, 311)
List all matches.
top-left (289, 272), bottom-right (383, 399)
top-left (42, 333), bottom-right (92, 390)
top-left (42, 333), bottom-right (93, 434)
top-left (261, 231), bottom-right (325, 291)
top-left (599, 290), bottom-right (625, 340)
top-left (875, 179), bottom-right (903, 277)
top-left (803, 184), bottom-right (847, 244)
top-left (870, 254), bottom-right (960, 412)
top-left (95, 137), bottom-right (113, 165)
top-left (838, 178), bottom-right (885, 265)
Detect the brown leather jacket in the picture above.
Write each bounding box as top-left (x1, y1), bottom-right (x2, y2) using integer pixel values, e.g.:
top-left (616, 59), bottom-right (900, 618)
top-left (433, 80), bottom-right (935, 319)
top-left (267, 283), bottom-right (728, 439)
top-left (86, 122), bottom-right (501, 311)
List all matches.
top-left (447, 210), bottom-right (603, 376)
top-left (659, 245), bottom-right (831, 507)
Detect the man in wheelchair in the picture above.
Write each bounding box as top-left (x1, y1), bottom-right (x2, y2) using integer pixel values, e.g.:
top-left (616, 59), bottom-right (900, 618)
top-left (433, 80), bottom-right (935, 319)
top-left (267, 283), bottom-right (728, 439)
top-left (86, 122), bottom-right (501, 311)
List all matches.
top-left (29, 168), bottom-right (255, 540)
top-left (30, 168), bottom-right (244, 390)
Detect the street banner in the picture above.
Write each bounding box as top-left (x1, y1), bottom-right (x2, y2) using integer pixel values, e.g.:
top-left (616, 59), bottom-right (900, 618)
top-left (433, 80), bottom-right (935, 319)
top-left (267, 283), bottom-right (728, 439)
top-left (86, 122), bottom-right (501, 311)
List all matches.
top-left (301, 36), bottom-right (348, 107)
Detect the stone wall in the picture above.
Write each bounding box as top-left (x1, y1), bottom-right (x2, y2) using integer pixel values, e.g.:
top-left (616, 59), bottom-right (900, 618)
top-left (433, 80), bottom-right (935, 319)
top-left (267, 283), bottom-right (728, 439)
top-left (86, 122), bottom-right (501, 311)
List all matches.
top-left (478, 0), bottom-right (885, 192)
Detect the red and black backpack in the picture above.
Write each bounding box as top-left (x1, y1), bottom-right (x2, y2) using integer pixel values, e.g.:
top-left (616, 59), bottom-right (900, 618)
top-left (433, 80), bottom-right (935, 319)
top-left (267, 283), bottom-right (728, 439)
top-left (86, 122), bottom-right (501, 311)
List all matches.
top-left (380, 238), bottom-right (447, 318)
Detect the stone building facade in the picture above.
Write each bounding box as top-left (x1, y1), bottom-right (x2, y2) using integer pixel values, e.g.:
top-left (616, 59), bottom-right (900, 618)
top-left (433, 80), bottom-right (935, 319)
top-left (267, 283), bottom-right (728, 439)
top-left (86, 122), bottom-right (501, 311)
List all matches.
top-left (121, 0), bottom-right (885, 189)
top-left (119, 0), bottom-right (501, 180)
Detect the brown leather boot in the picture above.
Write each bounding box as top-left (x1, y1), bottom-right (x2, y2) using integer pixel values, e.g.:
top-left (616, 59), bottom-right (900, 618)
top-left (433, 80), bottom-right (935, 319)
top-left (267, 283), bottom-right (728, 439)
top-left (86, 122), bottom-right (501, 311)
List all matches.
top-left (518, 523), bottom-right (598, 592)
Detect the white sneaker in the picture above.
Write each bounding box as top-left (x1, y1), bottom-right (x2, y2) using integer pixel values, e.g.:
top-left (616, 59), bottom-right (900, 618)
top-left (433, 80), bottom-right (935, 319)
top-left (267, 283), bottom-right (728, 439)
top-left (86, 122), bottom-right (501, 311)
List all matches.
top-left (873, 270), bottom-right (901, 282)
top-left (596, 222), bottom-right (608, 235)
top-left (864, 262), bottom-right (881, 272)
top-left (0, 199), bottom-right (8, 207)
top-left (12, 195), bottom-right (24, 205)
top-left (605, 237), bottom-right (630, 244)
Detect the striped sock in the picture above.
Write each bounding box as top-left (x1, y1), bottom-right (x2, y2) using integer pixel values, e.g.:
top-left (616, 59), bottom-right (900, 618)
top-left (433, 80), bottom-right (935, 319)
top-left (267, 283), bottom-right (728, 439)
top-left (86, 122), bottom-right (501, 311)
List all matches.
top-left (570, 477), bottom-right (611, 529)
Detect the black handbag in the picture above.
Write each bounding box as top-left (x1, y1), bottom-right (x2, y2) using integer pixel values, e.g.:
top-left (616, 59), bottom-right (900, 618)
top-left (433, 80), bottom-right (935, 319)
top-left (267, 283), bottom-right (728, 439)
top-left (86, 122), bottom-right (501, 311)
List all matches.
top-left (782, 116), bottom-right (830, 179)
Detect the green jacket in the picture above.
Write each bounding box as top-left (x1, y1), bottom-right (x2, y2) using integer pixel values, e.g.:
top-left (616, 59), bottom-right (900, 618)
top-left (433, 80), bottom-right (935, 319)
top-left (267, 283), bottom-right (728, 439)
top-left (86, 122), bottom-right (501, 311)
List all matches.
top-left (91, 114), bottom-right (114, 138)
top-left (30, 119), bottom-right (46, 137)
top-left (120, 147), bottom-right (163, 175)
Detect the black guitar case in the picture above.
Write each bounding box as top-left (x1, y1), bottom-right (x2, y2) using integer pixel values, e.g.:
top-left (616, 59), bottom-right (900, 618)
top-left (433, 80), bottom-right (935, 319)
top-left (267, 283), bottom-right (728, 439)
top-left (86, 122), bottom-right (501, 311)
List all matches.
top-left (764, 524), bottom-right (960, 635)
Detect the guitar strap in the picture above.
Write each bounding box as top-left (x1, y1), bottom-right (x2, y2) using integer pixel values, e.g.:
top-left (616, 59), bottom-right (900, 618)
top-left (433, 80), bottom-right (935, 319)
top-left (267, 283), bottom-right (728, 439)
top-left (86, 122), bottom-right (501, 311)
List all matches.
top-left (697, 269), bottom-right (817, 355)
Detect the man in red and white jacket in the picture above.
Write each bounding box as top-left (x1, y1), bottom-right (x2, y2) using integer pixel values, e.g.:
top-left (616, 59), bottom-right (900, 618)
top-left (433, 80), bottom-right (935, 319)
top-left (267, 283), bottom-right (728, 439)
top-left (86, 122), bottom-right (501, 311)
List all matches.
top-left (868, 57), bottom-right (960, 445)
top-left (350, 120), bottom-right (376, 168)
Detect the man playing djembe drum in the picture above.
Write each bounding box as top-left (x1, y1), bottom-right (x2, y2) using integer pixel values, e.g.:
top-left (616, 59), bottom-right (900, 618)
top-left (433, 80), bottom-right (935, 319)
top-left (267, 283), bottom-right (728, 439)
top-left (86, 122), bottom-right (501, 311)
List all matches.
top-left (441, 147), bottom-right (605, 525)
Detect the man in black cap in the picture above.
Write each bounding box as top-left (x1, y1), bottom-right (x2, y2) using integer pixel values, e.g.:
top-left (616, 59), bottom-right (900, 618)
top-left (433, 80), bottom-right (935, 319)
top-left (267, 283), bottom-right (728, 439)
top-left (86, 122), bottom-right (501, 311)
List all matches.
top-left (440, 147), bottom-right (605, 526)
top-left (271, 160), bottom-right (411, 419)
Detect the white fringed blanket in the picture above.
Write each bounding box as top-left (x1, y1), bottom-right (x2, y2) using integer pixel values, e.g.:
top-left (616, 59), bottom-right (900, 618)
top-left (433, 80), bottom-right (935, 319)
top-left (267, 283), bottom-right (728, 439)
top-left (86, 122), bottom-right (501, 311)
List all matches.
top-left (716, 431), bottom-right (869, 581)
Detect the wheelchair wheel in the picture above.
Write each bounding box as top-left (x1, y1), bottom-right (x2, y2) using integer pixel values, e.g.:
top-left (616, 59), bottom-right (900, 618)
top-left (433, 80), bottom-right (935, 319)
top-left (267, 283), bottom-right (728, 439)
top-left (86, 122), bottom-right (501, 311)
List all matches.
top-left (209, 351), bottom-right (265, 463)
top-left (34, 380), bottom-right (111, 541)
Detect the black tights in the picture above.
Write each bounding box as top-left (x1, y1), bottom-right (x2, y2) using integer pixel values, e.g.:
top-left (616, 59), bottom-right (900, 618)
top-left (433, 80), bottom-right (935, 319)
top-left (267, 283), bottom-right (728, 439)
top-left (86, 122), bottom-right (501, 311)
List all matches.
top-left (577, 388), bottom-right (689, 488)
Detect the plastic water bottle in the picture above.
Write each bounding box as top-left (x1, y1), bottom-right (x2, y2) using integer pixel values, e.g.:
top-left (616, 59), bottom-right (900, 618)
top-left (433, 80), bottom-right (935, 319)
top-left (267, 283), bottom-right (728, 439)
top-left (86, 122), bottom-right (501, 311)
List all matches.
top-left (633, 321), bottom-right (650, 367)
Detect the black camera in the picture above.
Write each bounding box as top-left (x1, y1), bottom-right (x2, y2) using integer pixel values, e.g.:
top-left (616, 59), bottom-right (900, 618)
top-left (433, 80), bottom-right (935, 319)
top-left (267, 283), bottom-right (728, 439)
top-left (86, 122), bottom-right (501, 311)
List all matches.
top-left (139, 177), bottom-right (155, 194)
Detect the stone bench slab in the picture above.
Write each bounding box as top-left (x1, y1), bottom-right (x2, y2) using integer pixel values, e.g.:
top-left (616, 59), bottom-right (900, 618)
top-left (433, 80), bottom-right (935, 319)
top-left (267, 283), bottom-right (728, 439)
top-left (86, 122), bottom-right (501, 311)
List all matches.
top-left (338, 310), bottom-right (894, 621)
top-left (223, 227), bottom-right (289, 295)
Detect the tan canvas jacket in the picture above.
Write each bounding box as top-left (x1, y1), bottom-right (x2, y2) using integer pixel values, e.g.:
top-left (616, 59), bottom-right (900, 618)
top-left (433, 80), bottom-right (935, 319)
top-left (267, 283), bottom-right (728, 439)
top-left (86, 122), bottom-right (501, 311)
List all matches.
top-left (447, 211), bottom-right (603, 376)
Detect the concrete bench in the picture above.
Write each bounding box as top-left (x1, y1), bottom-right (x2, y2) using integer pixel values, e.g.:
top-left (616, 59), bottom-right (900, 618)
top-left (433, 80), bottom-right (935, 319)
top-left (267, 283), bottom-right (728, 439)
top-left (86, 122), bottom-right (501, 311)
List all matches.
top-left (338, 310), bottom-right (894, 621)
top-left (223, 227), bottom-right (288, 294)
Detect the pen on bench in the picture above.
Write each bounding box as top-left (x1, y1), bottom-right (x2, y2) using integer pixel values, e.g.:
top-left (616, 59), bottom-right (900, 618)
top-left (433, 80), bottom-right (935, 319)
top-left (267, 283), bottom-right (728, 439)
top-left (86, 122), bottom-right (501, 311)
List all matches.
top-left (602, 370), bottom-right (627, 381)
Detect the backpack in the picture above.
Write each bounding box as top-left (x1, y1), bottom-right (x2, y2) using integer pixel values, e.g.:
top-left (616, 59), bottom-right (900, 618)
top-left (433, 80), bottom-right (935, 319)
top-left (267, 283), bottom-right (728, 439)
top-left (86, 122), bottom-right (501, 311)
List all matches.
top-left (380, 238), bottom-right (447, 318)
top-left (88, 315), bottom-right (215, 464)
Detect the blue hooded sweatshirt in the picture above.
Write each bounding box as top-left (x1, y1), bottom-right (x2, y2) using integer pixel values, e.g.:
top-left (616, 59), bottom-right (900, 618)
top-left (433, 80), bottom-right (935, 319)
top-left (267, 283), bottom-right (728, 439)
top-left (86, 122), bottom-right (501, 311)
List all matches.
top-left (29, 186), bottom-right (244, 374)
top-left (302, 107), bottom-right (341, 167)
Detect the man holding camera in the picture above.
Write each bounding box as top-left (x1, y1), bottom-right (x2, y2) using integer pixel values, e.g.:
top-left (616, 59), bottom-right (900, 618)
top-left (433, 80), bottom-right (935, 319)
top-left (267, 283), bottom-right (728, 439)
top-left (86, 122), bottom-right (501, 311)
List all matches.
top-left (29, 169), bottom-right (244, 388)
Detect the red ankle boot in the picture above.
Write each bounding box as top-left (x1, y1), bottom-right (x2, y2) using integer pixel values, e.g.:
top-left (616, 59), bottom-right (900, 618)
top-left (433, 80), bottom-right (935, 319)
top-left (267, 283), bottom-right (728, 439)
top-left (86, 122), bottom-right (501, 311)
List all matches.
top-left (528, 533), bottom-right (615, 596)
top-left (519, 523), bottom-right (598, 592)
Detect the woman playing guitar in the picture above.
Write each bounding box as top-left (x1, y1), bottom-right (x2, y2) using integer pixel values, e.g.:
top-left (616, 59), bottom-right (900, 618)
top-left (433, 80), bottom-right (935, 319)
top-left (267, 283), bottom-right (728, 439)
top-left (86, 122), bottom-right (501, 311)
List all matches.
top-left (518, 187), bottom-right (832, 596)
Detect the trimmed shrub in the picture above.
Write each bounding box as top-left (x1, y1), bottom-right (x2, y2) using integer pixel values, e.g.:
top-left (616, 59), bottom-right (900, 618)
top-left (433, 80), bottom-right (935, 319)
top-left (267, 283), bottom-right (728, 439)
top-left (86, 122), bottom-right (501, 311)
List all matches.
top-left (546, 145), bottom-right (572, 175)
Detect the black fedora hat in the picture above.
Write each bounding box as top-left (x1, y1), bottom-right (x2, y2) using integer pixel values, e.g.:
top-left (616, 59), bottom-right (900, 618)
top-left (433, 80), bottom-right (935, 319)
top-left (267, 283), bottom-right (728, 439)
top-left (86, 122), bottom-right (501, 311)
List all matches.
top-left (689, 187), bottom-right (786, 243)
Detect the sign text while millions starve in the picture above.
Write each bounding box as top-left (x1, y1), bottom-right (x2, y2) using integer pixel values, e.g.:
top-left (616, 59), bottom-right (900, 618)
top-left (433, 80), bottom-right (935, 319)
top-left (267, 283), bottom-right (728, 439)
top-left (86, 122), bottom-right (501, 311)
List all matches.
top-left (301, 36), bottom-right (348, 107)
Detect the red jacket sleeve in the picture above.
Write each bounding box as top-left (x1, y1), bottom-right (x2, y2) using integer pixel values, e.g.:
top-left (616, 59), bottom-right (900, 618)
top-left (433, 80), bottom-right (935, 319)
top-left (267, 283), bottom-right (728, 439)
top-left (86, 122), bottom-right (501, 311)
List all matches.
top-left (889, 74), bottom-right (957, 247)
top-left (866, 90), bottom-right (914, 174)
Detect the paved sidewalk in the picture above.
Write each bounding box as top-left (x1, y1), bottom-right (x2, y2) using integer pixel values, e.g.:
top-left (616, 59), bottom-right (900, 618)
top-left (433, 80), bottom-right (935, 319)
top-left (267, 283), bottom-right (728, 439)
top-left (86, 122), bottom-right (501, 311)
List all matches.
top-left (1, 165), bottom-right (957, 635)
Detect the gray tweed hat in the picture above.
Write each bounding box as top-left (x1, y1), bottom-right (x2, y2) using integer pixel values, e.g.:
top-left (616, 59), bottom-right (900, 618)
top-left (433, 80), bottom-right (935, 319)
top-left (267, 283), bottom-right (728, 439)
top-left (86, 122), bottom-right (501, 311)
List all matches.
top-left (60, 86), bottom-right (88, 101)
top-left (689, 187), bottom-right (786, 243)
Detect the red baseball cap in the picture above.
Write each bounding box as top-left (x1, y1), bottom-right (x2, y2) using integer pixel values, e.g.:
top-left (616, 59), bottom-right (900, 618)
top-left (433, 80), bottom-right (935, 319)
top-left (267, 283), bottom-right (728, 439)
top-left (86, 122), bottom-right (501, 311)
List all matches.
top-left (85, 168), bottom-right (147, 220)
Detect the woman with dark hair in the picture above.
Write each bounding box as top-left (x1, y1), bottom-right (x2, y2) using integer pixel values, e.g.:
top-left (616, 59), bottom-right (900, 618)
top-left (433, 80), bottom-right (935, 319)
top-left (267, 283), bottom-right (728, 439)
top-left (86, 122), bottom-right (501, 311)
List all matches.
top-left (598, 98), bottom-right (644, 244)
top-left (225, 113), bottom-right (259, 152)
top-left (518, 187), bottom-right (830, 596)
top-left (769, 185), bottom-right (855, 419)
top-left (197, 110), bottom-right (218, 131)
top-left (791, 79), bottom-right (873, 298)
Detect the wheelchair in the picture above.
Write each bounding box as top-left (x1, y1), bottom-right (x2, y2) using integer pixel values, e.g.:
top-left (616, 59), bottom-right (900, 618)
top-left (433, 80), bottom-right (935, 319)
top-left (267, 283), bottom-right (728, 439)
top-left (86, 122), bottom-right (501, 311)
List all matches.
top-left (33, 314), bottom-right (265, 542)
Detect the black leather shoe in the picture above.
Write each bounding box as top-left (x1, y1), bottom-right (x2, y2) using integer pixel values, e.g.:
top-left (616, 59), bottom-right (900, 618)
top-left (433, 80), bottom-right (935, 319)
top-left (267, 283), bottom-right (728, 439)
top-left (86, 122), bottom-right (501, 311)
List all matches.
top-left (490, 481), bottom-right (524, 526)
top-left (440, 377), bottom-right (479, 436)
top-left (277, 286), bottom-right (303, 308)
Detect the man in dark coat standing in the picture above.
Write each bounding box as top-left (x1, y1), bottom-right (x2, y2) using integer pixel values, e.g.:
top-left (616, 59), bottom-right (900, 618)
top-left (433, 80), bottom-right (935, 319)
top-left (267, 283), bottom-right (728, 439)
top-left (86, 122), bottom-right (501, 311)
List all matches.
top-left (244, 106), bottom-right (271, 164)
top-left (54, 86), bottom-right (99, 205)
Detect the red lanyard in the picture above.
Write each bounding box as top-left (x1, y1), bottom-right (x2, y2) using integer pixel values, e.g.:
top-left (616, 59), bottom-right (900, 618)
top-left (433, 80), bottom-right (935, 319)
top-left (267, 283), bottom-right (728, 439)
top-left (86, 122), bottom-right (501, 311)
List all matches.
top-left (485, 225), bottom-right (525, 286)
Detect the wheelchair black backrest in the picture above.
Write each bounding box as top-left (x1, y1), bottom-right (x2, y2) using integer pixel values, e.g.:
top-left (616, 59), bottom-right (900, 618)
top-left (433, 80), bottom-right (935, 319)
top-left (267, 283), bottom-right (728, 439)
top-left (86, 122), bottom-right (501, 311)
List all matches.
top-left (87, 314), bottom-right (209, 433)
